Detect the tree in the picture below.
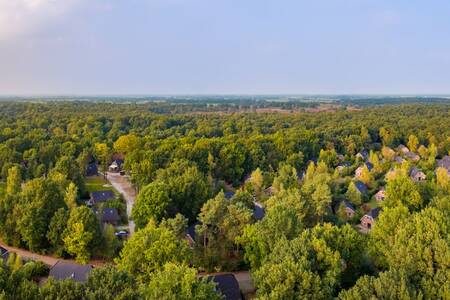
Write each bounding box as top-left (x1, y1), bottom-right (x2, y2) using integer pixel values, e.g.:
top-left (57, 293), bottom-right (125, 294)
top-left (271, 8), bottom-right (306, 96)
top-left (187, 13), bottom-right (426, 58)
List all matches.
top-left (160, 213), bottom-right (189, 240)
top-left (85, 266), bottom-right (140, 300)
top-left (345, 182), bottom-right (362, 206)
top-left (95, 143), bottom-right (110, 173)
top-left (407, 134), bottom-right (419, 153)
top-left (141, 263), bottom-right (223, 300)
top-left (116, 220), bottom-right (191, 282)
top-left (47, 208), bottom-right (69, 256)
top-left (272, 164), bottom-right (298, 191)
top-left (132, 181), bottom-right (171, 228)
top-left (40, 278), bottom-right (86, 300)
top-left (114, 134), bottom-right (139, 154)
top-left (64, 222), bottom-right (93, 264)
top-left (64, 182), bottom-right (78, 210)
top-left (384, 170), bottom-right (423, 211)
top-left (250, 168), bottom-right (264, 198)
top-left (359, 164), bottom-right (373, 186)
top-left (311, 183), bottom-right (332, 223)
top-left (436, 167), bottom-right (449, 192)
top-left (63, 206), bottom-right (101, 263)
top-left (338, 270), bottom-right (418, 300)
top-left (230, 190), bottom-right (254, 209)
top-left (103, 224), bottom-right (120, 260)
top-left (6, 165), bottom-right (21, 195)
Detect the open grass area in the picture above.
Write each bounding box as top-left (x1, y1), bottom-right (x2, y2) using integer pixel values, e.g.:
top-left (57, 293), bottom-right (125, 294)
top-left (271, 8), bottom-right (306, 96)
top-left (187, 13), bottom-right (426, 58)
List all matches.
top-left (85, 176), bottom-right (116, 193)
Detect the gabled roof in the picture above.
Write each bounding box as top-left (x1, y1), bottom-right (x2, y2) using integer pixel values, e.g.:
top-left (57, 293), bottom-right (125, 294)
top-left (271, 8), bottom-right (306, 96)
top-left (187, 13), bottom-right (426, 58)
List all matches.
top-left (437, 156), bottom-right (450, 170)
top-left (0, 246), bottom-right (9, 262)
top-left (365, 162), bottom-right (373, 170)
top-left (342, 200), bottom-right (355, 211)
top-left (49, 261), bottom-right (93, 283)
top-left (101, 208), bottom-right (120, 223)
top-left (211, 274), bottom-right (242, 300)
top-left (90, 190), bottom-right (115, 204)
top-left (354, 181), bottom-right (368, 194)
top-left (368, 207), bottom-right (382, 219)
top-left (410, 167), bottom-right (425, 178)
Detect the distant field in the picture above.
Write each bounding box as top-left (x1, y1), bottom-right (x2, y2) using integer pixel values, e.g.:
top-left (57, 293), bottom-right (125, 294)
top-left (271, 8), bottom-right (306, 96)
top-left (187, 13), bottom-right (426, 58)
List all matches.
top-left (85, 176), bottom-right (115, 193)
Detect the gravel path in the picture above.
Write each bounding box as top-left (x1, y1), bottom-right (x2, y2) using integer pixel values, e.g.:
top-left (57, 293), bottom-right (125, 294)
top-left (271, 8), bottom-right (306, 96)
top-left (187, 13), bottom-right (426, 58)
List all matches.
top-left (105, 172), bottom-right (136, 235)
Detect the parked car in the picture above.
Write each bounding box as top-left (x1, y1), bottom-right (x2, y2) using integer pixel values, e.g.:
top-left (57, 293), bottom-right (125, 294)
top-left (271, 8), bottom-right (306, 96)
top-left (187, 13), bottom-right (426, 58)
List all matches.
top-left (115, 230), bottom-right (129, 237)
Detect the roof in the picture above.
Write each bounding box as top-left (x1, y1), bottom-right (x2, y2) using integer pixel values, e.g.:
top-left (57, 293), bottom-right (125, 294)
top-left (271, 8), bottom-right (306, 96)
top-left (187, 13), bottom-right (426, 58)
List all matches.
top-left (49, 261), bottom-right (93, 282)
top-left (90, 190), bottom-right (115, 204)
top-left (0, 247), bottom-right (9, 262)
top-left (437, 156), bottom-right (450, 170)
top-left (86, 163), bottom-right (98, 176)
top-left (354, 181), bottom-right (368, 194)
top-left (186, 223), bottom-right (199, 240)
top-left (212, 274), bottom-right (242, 300)
top-left (356, 149), bottom-right (369, 159)
top-left (410, 167), bottom-right (425, 178)
top-left (365, 162), bottom-right (373, 170)
top-left (368, 207), bottom-right (382, 219)
top-left (101, 208), bottom-right (120, 223)
top-left (224, 191), bottom-right (235, 199)
top-left (253, 202), bottom-right (265, 220)
top-left (342, 200), bottom-right (355, 211)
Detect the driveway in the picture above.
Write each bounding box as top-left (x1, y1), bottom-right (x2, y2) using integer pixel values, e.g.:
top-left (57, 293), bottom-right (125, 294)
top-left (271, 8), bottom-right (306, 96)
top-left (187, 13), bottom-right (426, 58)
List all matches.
top-left (105, 172), bottom-right (136, 235)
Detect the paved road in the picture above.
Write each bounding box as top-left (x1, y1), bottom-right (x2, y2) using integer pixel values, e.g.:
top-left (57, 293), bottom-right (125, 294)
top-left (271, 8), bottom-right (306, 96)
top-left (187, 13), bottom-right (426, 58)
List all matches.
top-left (0, 241), bottom-right (105, 267)
top-left (105, 172), bottom-right (136, 235)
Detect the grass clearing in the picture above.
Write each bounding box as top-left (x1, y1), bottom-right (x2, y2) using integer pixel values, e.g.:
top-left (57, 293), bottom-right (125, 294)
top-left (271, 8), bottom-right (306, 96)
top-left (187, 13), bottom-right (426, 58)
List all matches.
top-left (85, 176), bottom-right (116, 193)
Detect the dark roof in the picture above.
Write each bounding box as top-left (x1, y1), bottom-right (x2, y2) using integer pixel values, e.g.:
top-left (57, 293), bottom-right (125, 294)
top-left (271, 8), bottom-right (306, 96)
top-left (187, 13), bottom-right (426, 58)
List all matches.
top-left (90, 190), bottom-right (115, 204)
top-left (86, 163), bottom-right (98, 176)
top-left (368, 207), bottom-right (382, 219)
top-left (253, 202), bottom-right (265, 220)
top-left (0, 247), bottom-right (9, 262)
top-left (342, 200), bottom-right (355, 211)
top-left (338, 161), bottom-right (352, 167)
top-left (224, 191), bottom-right (235, 199)
top-left (365, 162), bottom-right (373, 170)
top-left (354, 181), bottom-right (368, 194)
top-left (410, 167), bottom-right (424, 178)
top-left (101, 208), bottom-right (120, 223)
top-left (357, 149), bottom-right (369, 159)
top-left (186, 223), bottom-right (200, 240)
top-left (212, 274), bottom-right (242, 300)
top-left (49, 261), bottom-right (93, 282)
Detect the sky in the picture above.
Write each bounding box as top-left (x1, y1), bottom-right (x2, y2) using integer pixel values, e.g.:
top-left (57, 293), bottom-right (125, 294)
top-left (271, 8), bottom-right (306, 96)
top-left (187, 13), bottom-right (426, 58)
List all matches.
top-left (1, 0), bottom-right (450, 95)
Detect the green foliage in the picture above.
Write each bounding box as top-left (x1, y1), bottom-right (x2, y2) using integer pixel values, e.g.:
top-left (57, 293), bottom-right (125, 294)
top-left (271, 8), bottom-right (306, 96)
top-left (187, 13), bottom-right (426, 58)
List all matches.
top-left (116, 220), bottom-right (191, 282)
top-left (141, 263), bottom-right (223, 300)
top-left (132, 181), bottom-right (171, 228)
top-left (384, 169), bottom-right (423, 211)
top-left (345, 182), bottom-right (362, 206)
top-left (47, 208), bottom-right (69, 256)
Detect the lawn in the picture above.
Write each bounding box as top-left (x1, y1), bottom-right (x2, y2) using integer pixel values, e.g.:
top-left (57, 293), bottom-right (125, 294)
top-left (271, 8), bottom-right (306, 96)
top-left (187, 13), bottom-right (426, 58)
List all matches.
top-left (85, 176), bottom-right (116, 193)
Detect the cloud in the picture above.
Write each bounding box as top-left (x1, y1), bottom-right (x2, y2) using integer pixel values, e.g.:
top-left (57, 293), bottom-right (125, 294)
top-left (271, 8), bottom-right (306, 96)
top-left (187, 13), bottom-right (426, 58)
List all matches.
top-left (0, 0), bottom-right (81, 40)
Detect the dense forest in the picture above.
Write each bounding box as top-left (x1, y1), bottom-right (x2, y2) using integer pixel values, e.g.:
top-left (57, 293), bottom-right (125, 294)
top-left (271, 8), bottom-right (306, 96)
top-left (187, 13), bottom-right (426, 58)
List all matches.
top-left (0, 101), bottom-right (449, 299)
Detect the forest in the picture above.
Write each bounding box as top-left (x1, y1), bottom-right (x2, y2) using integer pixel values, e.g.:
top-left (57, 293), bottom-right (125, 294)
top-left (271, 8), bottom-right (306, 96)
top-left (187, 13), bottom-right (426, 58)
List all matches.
top-left (0, 101), bottom-right (449, 299)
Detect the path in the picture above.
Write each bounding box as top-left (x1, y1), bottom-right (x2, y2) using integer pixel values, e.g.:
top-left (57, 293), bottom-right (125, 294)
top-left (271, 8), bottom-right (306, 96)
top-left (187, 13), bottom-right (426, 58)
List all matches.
top-left (0, 241), bottom-right (105, 267)
top-left (105, 172), bottom-right (137, 235)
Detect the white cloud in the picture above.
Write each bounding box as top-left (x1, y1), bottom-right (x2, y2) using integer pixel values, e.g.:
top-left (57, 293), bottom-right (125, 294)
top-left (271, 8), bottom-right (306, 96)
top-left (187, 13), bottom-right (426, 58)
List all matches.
top-left (0, 0), bottom-right (81, 40)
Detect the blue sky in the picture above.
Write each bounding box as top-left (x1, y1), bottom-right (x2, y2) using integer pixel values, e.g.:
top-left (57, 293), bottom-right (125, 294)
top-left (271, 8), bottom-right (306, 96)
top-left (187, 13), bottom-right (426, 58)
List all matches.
top-left (1, 0), bottom-right (450, 95)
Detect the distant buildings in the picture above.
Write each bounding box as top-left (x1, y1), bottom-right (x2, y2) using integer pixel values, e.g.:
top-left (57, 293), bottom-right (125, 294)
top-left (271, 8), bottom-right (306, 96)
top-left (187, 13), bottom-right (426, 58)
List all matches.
top-left (360, 208), bottom-right (382, 231)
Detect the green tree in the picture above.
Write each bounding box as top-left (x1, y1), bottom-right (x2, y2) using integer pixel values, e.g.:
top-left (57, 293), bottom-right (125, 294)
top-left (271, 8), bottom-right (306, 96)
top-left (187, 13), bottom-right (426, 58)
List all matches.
top-left (384, 170), bottom-right (423, 211)
top-left (141, 263), bottom-right (223, 300)
top-left (6, 165), bottom-right (21, 195)
top-left (116, 220), bottom-right (191, 282)
top-left (250, 168), bottom-right (264, 198)
top-left (103, 224), bottom-right (120, 260)
top-left (47, 208), bottom-right (69, 256)
top-left (345, 182), bottom-right (362, 206)
top-left (132, 181), bottom-right (171, 228)
top-left (114, 134), bottom-right (140, 154)
top-left (64, 182), bottom-right (78, 210)
top-left (407, 134), bottom-right (419, 153)
top-left (272, 164), bottom-right (298, 191)
top-left (64, 222), bottom-right (93, 264)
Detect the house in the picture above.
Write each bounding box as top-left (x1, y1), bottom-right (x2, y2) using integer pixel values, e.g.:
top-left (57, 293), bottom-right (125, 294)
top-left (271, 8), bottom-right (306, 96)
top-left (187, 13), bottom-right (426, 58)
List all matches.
top-left (337, 161), bottom-right (351, 174)
top-left (108, 160), bottom-right (123, 172)
top-left (336, 200), bottom-right (356, 218)
top-left (360, 207), bottom-right (382, 230)
top-left (356, 149), bottom-right (369, 161)
top-left (89, 190), bottom-right (115, 205)
top-left (393, 155), bottom-right (404, 163)
top-left (49, 261), bottom-right (93, 283)
top-left (437, 155), bottom-right (450, 171)
top-left (0, 246), bottom-right (9, 263)
top-left (354, 180), bottom-right (368, 195)
top-left (375, 189), bottom-right (386, 203)
top-left (253, 202), bottom-right (265, 221)
top-left (405, 152), bottom-right (420, 162)
top-left (85, 162), bottom-right (98, 176)
top-left (355, 162), bottom-right (373, 177)
top-left (211, 274), bottom-right (242, 300)
top-left (397, 144), bottom-right (410, 154)
top-left (410, 167), bottom-right (426, 182)
top-left (100, 208), bottom-right (120, 226)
